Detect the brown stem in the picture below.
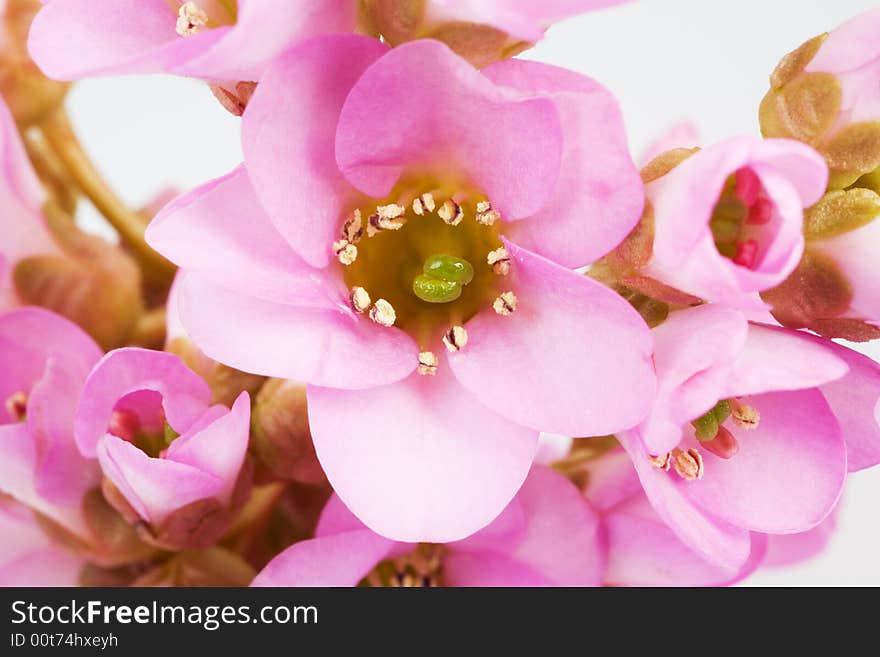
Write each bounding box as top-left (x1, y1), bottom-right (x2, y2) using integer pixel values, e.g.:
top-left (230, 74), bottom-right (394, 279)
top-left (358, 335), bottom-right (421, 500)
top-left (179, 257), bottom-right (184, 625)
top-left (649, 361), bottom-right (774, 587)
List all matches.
top-left (128, 307), bottom-right (167, 349)
top-left (39, 110), bottom-right (176, 286)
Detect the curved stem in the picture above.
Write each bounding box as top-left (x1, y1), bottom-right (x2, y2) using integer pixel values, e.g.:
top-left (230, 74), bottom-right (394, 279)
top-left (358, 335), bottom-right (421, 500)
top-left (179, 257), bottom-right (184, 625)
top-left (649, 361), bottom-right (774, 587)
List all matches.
top-left (39, 110), bottom-right (176, 285)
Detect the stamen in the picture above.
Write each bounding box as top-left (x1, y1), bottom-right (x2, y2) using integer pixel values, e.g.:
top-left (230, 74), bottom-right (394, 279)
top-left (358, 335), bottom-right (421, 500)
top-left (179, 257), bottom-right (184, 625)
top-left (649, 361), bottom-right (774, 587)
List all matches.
top-left (648, 452), bottom-right (672, 471)
top-left (672, 448), bottom-right (704, 481)
top-left (369, 299), bottom-right (397, 327)
top-left (442, 325), bottom-right (468, 352)
top-left (702, 426), bottom-right (740, 459)
top-left (333, 239), bottom-right (358, 265)
top-left (438, 199), bottom-right (464, 226)
top-left (412, 193), bottom-right (436, 216)
top-left (349, 286), bottom-right (371, 313)
top-left (367, 206), bottom-right (406, 235)
top-left (176, 2), bottom-right (208, 36)
top-left (4, 391), bottom-right (27, 422)
top-left (417, 351), bottom-right (439, 376)
top-left (342, 210), bottom-right (364, 243)
top-left (493, 291), bottom-right (518, 316)
top-left (487, 247), bottom-right (511, 276)
top-left (476, 201), bottom-right (500, 226)
top-left (732, 239), bottom-right (759, 269)
top-left (732, 403), bottom-right (760, 430)
top-left (746, 198), bottom-right (773, 225)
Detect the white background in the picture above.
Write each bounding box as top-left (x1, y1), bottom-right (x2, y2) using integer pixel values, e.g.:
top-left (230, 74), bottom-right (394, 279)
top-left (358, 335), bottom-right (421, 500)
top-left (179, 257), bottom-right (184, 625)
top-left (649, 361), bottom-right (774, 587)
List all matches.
top-left (67, 0), bottom-right (879, 585)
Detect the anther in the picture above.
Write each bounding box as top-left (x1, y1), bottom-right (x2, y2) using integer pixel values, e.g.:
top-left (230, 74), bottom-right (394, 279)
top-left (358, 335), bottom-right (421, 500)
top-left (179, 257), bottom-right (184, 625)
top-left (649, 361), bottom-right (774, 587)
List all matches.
top-left (368, 206), bottom-right (406, 234)
top-left (176, 2), bottom-right (208, 36)
top-left (333, 239), bottom-right (358, 265)
top-left (487, 247), bottom-right (511, 276)
top-left (493, 291), bottom-right (518, 316)
top-left (476, 201), bottom-right (500, 226)
top-left (412, 193), bottom-right (436, 216)
top-left (732, 403), bottom-right (760, 430)
top-left (438, 199), bottom-right (464, 226)
top-left (349, 287), bottom-right (371, 313)
top-left (369, 299), bottom-right (397, 327)
top-left (108, 409), bottom-right (141, 444)
top-left (733, 239), bottom-right (759, 269)
top-left (648, 453), bottom-right (671, 471)
top-left (342, 210), bottom-right (364, 243)
top-left (418, 351), bottom-right (439, 376)
top-left (672, 448), bottom-right (704, 481)
top-left (5, 391), bottom-right (27, 422)
top-left (442, 325), bottom-right (468, 352)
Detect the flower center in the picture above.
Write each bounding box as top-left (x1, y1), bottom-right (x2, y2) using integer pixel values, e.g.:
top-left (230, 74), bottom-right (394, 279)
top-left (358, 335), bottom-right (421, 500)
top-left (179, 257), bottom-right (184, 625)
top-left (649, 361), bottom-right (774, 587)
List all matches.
top-left (649, 398), bottom-right (761, 481)
top-left (361, 544), bottom-right (445, 587)
top-left (172, 1), bottom-right (237, 37)
top-left (107, 391), bottom-right (179, 458)
top-left (710, 168), bottom-right (778, 270)
top-left (335, 178), bottom-right (518, 372)
top-left (4, 390), bottom-right (28, 422)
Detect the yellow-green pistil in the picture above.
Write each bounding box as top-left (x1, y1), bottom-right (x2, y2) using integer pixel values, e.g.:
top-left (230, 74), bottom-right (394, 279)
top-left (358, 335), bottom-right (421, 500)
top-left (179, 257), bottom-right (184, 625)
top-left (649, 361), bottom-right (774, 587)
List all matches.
top-left (413, 254), bottom-right (475, 303)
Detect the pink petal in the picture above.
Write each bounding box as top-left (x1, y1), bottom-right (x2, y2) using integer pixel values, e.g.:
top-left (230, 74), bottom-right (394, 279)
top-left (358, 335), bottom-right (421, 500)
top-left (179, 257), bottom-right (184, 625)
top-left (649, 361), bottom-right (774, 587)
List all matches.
top-left (683, 389), bottom-right (846, 534)
top-left (762, 507), bottom-right (839, 568)
top-left (812, 341), bottom-right (880, 472)
top-left (177, 273), bottom-right (418, 389)
top-left (164, 392), bottom-right (250, 503)
top-left (336, 40), bottom-right (563, 222)
top-left (639, 305), bottom-right (749, 456)
top-left (448, 240), bottom-right (655, 436)
top-left (603, 493), bottom-right (766, 586)
top-left (806, 8), bottom-right (880, 74)
top-left (146, 166), bottom-right (337, 308)
top-left (242, 35), bottom-right (389, 268)
top-left (0, 307), bottom-right (101, 413)
top-left (307, 367), bottom-right (538, 543)
top-left (617, 430), bottom-right (752, 570)
top-left (29, 0), bottom-right (227, 80)
top-left (426, 0), bottom-right (632, 43)
top-left (97, 434), bottom-right (224, 525)
top-left (639, 120), bottom-right (701, 166)
top-left (75, 348), bottom-right (212, 458)
top-left (447, 466), bottom-right (605, 586)
top-left (251, 529), bottom-right (396, 587)
top-left (724, 323), bottom-right (848, 397)
top-left (482, 59), bottom-right (643, 267)
top-left (0, 500), bottom-right (82, 587)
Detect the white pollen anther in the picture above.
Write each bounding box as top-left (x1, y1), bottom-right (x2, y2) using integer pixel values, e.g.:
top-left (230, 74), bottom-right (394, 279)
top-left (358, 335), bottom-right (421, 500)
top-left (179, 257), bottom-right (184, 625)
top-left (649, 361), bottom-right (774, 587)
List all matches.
top-left (487, 247), bottom-right (511, 276)
top-left (350, 287), bottom-right (371, 313)
top-left (732, 404), bottom-right (760, 430)
top-left (412, 193), bottom-right (436, 216)
top-left (342, 209), bottom-right (364, 243)
top-left (369, 299), bottom-right (397, 327)
top-left (672, 448), bottom-right (704, 481)
top-left (493, 291), bottom-right (518, 316)
top-left (368, 209), bottom-right (406, 234)
top-left (438, 199), bottom-right (464, 226)
top-left (418, 351), bottom-right (439, 376)
top-left (176, 2), bottom-right (208, 37)
top-left (333, 239), bottom-right (358, 265)
top-left (442, 325), bottom-right (468, 352)
top-left (648, 453), bottom-right (672, 471)
top-left (476, 201), bottom-right (500, 226)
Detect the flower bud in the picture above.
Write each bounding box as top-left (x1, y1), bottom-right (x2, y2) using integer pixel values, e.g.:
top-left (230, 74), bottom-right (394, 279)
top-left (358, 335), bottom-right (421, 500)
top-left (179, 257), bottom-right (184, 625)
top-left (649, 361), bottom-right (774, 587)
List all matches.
top-left (0, 0), bottom-right (69, 126)
top-left (130, 548), bottom-right (257, 587)
top-left (760, 10), bottom-right (880, 189)
top-left (762, 188), bottom-right (880, 340)
top-left (251, 379), bottom-right (325, 485)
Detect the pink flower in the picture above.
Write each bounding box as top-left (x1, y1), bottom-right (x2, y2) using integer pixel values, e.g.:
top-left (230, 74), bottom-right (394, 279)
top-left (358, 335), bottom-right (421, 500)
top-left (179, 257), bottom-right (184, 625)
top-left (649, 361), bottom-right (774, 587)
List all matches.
top-left (0, 97), bottom-right (57, 310)
top-left (0, 498), bottom-right (84, 587)
top-left (251, 466), bottom-right (605, 587)
top-left (762, 506), bottom-right (839, 569)
top-left (581, 449), bottom-right (766, 586)
top-left (0, 307), bottom-right (102, 541)
top-left (74, 347), bottom-right (251, 545)
top-left (28, 0), bottom-right (357, 82)
top-left (621, 137), bottom-right (828, 310)
top-left (616, 305), bottom-right (856, 571)
top-left (760, 7), bottom-right (880, 189)
top-left (147, 37), bottom-right (654, 543)
top-left (28, 1), bottom-right (631, 82)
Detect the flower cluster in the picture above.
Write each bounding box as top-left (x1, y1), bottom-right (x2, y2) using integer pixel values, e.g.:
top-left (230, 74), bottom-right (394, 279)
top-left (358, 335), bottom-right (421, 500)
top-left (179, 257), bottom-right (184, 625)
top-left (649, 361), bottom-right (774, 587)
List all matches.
top-left (0, 1), bottom-right (878, 587)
